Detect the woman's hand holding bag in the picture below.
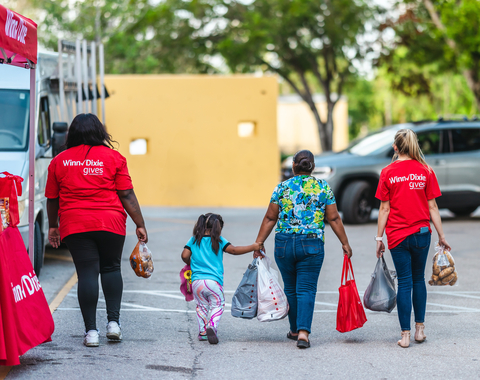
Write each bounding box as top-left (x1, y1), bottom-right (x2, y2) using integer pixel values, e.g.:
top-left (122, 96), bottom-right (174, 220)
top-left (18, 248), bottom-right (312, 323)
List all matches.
top-left (336, 255), bottom-right (367, 333)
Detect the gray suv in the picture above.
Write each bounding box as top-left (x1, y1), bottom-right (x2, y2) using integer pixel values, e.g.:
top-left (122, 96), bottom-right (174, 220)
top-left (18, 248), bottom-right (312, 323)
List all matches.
top-left (281, 121), bottom-right (480, 224)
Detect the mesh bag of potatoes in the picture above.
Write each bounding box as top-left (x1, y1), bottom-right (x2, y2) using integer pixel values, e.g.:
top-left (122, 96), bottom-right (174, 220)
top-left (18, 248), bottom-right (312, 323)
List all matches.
top-left (429, 245), bottom-right (457, 286)
top-left (129, 242), bottom-right (154, 278)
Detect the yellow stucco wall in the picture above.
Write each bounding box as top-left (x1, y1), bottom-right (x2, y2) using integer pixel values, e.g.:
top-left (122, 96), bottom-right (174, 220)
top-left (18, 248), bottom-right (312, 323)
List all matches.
top-left (277, 95), bottom-right (349, 155)
top-left (104, 75), bottom-right (279, 207)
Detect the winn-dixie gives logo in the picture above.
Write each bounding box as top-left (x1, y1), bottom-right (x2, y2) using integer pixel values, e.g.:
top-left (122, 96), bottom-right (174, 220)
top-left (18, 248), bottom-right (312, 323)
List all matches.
top-left (389, 173), bottom-right (426, 190)
top-left (11, 271), bottom-right (42, 303)
top-left (5, 10), bottom-right (28, 45)
top-left (63, 159), bottom-right (104, 175)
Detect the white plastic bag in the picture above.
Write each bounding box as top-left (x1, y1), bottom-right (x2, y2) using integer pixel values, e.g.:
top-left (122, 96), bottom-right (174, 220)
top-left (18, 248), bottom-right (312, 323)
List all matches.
top-left (257, 253), bottom-right (289, 322)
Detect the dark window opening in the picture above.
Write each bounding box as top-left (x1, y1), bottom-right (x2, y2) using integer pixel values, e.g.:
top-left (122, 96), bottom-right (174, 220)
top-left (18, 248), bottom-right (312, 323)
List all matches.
top-left (450, 128), bottom-right (480, 153)
top-left (38, 96), bottom-right (51, 148)
top-left (417, 130), bottom-right (442, 155)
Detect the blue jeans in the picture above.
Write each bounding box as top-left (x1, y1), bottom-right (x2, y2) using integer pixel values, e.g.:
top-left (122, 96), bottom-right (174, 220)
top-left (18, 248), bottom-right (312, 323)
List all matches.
top-left (389, 231), bottom-right (431, 331)
top-left (274, 233), bottom-right (324, 334)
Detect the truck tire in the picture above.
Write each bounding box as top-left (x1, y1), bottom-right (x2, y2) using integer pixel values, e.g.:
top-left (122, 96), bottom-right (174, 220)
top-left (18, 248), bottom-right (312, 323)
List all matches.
top-left (33, 220), bottom-right (44, 275)
top-left (341, 180), bottom-right (373, 224)
top-left (448, 206), bottom-right (478, 216)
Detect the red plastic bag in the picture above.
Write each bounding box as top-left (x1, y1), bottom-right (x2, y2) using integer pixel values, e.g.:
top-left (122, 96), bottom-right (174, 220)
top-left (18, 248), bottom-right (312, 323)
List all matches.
top-left (0, 172), bottom-right (23, 228)
top-left (0, 227), bottom-right (54, 366)
top-left (336, 255), bottom-right (367, 333)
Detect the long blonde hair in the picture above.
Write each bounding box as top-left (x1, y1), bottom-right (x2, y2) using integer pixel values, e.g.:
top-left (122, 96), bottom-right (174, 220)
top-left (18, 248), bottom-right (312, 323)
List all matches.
top-left (392, 129), bottom-right (432, 171)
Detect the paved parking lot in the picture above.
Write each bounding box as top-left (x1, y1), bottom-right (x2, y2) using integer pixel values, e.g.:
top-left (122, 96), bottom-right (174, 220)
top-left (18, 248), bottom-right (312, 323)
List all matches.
top-left (5, 207), bottom-right (480, 379)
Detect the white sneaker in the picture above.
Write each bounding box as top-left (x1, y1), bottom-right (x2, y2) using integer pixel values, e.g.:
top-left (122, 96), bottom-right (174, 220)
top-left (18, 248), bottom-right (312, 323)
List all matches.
top-left (106, 321), bottom-right (122, 341)
top-left (84, 330), bottom-right (99, 347)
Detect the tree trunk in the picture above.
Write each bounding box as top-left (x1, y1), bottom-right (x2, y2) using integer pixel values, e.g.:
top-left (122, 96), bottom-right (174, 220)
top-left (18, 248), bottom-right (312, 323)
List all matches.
top-left (325, 101), bottom-right (335, 151)
top-left (309, 102), bottom-right (329, 152)
top-left (463, 69), bottom-right (480, 112)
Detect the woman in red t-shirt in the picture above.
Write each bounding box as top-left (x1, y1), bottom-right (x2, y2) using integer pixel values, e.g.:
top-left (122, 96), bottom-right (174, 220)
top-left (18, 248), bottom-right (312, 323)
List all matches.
top-left (46, 113), bottom-right (148, 347)
top-left (375, 129), bottom-right (451, 348)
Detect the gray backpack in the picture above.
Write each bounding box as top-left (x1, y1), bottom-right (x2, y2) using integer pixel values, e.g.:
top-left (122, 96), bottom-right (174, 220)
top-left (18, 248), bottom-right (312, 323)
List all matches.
top-left (231, 259), bottom-right (258, 319)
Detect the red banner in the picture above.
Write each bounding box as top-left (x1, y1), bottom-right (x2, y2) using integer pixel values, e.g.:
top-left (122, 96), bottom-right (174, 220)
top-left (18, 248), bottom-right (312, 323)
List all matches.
top-left (0, 227), bottom-right (54, 366)
top-left (0, 5), bottom-right (37, 66)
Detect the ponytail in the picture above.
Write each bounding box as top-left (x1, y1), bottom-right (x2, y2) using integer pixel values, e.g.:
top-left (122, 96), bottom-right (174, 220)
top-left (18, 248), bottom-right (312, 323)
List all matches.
top-left (393, 129), bottom-right (432, 172)
top-left (193, 214), bottom-right (207, 247)
top-left (193, 213), bottom-right (224, 255)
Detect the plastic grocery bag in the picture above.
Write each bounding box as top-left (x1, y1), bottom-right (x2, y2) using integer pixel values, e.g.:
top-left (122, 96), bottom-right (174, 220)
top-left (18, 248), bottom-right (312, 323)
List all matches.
top-left (429, 244), bottom-right (458, 286)
top-left (231, 259), bottom-right (258, 319)
top-left (129, 242), bottom-right (154, 278)
top-left (257, 253), bottom-right (289, 322)
top-left (336, 255), bottom-right (367, 333)
top-left (363, 256), bottom-right (397, 313)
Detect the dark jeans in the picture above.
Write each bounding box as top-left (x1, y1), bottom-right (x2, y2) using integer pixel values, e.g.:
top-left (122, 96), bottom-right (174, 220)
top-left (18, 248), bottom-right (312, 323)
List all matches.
top-left (274, 233), bottom-right (324, 334)
top-left (63, 231), bottom-right (125, 331)
top-left (389, 231), bottom-right (431, 331)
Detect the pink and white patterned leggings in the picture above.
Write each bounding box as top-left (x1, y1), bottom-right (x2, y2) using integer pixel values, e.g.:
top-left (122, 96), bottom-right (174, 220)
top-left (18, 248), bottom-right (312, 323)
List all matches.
top-left (192, 280), bottom-right (225, 334)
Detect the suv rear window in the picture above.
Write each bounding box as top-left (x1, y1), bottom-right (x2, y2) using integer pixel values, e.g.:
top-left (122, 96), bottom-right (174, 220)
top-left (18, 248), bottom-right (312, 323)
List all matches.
top-left (451, 128), bottom-right (480, 152)
top-left (417, 130), bottom-right (442, 155)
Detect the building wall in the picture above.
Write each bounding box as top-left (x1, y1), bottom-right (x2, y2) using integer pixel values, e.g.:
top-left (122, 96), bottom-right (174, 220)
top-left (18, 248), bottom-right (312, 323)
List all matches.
top-left (104, 75), bottom-right (279, 207)
top-left (277, 94), bottom-right (349, 155)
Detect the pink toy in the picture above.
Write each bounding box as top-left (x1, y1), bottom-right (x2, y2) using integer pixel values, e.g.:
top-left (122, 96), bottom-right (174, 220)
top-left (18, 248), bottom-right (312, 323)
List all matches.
top-left (180, 265), bottom-right (194, 302)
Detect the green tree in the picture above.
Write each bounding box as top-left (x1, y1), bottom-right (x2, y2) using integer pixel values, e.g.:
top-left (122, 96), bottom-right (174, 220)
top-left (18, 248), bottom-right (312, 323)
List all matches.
top-left (383, 0), bottom-right (480, 110)
top-left (29, 0), bottom-right (382, 150)
top-left (32, 0), bottom-right (214, 74)
top-left (212, 0), bottom-right (379, 151)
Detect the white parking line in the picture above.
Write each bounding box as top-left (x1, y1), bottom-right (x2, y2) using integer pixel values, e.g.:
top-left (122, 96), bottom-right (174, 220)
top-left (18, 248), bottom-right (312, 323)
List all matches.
top-left (426, 302), bottom-right (480, 312)
top-left (57, 289), bottom-right (480, 314)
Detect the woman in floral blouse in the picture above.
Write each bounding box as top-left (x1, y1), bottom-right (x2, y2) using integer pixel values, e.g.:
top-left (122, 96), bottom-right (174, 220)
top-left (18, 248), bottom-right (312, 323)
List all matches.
top-left (254, 150), bottom-right (352, 349)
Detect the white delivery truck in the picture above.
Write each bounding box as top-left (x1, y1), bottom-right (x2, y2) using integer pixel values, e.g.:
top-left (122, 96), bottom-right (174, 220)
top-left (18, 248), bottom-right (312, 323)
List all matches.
top-left (0, 41), bottom-right (107, 274)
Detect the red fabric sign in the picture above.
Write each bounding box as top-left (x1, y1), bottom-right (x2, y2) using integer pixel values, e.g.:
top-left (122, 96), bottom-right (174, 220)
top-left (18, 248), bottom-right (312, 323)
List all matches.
top-left (0, 5), bottom-right (37, 66)
top-left (336, 256), bottom-right (367, 333)
top-left (0, 227), bottom-right (54, 366)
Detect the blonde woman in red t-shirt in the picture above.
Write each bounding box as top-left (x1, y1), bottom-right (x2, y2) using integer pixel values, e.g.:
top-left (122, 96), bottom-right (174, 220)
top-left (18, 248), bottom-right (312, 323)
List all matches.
top-left (375, 129), bottom-right (451, 348)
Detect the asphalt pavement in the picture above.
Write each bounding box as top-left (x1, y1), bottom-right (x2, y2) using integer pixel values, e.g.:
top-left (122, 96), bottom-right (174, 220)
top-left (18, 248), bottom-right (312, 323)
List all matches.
top-left (6, 207), bottom-right (480, 380)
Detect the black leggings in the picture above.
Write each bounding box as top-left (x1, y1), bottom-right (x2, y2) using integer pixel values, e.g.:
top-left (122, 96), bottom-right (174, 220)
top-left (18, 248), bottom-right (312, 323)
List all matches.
top-left (63, 231), bottom-right (125, 331)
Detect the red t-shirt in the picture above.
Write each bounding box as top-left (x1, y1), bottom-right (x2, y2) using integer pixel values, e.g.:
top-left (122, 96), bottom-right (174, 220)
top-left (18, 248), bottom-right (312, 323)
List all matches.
top-left (375, 160), bottom-right (441, 249)
top-left (45, 145), bottom-right (133, 239)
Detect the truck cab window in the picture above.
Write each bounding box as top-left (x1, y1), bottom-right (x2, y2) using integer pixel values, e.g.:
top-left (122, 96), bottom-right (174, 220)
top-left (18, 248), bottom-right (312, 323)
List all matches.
top-left (38, 96), bottom-right (51, 147)
top-left (0, 89), bottom-right (29, 151)
top-left (451, 128), bottom-right (480, 153)
top-left (417, 130), bottom-right (442, 155)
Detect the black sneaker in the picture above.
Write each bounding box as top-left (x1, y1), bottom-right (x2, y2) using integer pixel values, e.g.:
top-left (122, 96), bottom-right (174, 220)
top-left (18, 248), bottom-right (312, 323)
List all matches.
top-left (206, 326), bottom-right (218, 344)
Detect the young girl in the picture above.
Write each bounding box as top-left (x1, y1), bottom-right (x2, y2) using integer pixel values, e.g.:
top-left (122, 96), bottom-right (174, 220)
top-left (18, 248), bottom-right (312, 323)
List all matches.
top-left (181, 213), bottom-right (262, 344)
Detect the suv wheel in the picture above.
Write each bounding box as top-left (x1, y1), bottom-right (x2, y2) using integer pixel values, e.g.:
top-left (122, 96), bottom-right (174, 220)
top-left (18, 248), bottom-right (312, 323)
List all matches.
top-left (448, 206), bottom-right (478, 216)
top-left (33, 220), bottom-right (44, 275)
top-left (341, 181), bottom-right (373, 224)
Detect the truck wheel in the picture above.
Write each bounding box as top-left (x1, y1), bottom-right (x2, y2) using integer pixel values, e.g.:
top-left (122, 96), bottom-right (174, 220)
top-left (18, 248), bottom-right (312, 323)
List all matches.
top-left (448, 206), bottom-right (478, 216)
top-left (341, 181), bottom-right (373, 224)
top-left (33, 220), bottom-right (44, 275)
